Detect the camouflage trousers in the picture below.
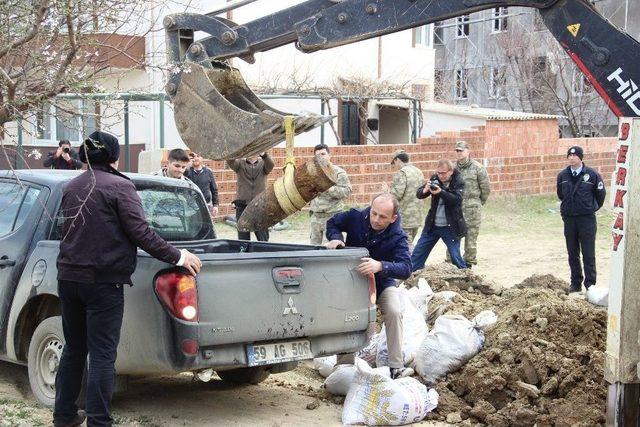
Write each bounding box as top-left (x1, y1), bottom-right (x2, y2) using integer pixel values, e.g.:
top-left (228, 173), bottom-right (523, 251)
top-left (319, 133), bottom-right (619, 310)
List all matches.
top-left (310, 212), bottom-right (335, 245)
top-left (403, 227), bottom-right (419, 245)
top-left (446, 204), bottom-right (482, 265)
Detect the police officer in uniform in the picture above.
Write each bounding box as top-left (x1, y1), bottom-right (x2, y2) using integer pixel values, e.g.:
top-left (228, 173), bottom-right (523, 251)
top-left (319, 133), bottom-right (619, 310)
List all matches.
top-left (389, 150), bottom-right (425, 244)
top-left (556, 145), bottom-right (606, 293)
top-left (309, 144), bottom-right (352, 245)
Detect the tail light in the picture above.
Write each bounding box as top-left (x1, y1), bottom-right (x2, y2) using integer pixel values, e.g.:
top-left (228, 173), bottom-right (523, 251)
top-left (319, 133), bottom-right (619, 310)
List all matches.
top-left (367, 273), bottom-right (377, 307)
top-left (155, 271), bottom-right (199, 321)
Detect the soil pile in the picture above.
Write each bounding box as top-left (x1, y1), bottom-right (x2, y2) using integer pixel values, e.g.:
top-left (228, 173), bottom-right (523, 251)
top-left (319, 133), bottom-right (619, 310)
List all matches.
top-left (515, 274), bottom-right (569, 294)
top-left (409, 265), bottom-right (607, 426)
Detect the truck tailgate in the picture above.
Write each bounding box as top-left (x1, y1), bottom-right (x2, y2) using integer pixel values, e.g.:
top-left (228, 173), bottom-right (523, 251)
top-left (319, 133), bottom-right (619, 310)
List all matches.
top-left (194, 248), bottom-right (371, 347)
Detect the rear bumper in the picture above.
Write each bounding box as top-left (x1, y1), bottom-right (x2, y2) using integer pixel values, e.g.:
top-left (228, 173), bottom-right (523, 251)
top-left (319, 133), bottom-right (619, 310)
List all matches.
top-left (171, 329), bottom-right (369, 372)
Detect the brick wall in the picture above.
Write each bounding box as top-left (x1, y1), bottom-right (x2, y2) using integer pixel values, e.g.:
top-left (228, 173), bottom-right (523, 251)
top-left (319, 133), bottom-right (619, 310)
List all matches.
top-left (204, 123), bottom-right (617, 218)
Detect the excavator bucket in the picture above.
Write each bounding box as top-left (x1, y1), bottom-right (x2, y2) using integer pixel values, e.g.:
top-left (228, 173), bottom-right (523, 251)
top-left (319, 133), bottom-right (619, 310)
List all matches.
top-left (172, 63), bottom-right (331, 160)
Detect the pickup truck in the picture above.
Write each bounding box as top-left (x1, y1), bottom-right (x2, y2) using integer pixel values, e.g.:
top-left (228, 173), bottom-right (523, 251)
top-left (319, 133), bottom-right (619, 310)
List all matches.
top-left (0, 169), bottom-right (374, 406)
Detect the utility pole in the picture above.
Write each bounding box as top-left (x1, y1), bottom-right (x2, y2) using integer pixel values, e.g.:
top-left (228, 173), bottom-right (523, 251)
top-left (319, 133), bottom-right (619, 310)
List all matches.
top-left (605, 117), bottom-right (640, 426)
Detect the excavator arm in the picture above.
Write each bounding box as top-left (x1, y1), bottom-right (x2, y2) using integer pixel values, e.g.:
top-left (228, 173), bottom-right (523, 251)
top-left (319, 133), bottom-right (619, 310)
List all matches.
top-left (165, 0), bottom-right (640, 159)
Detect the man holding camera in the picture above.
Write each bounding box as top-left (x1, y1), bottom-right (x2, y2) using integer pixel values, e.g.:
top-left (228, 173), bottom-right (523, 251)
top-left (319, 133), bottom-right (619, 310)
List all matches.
top-left (43, 140), bottom-right (83, 170)
top-left (411, 159), bottom-right (467, 271)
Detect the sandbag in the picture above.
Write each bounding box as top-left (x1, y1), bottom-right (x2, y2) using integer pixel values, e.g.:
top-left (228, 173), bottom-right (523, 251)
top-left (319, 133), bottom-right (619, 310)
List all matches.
top-left (356, 333), bottom-right (380, 367)
top-left (376, 288), bottom-right (428, 367)
top-left (586, 286), bottom-right (609, 307)
top-left (406, 278), bottom-right (434, 317)
top-left (324, 360), bottom-right (390, 396)
top-left (415, 311), bottom-right (497, 384)
top-left (342, 358), bottom-right (438, 425)
top-left (313, 355), bottom-right (337, 378)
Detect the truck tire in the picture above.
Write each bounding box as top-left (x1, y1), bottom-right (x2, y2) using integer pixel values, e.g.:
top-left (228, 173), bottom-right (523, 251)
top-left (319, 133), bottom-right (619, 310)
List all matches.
top-left (217, 367), bottom-right (270, 385)
top-left (27, 316), bottom-right (65, 407)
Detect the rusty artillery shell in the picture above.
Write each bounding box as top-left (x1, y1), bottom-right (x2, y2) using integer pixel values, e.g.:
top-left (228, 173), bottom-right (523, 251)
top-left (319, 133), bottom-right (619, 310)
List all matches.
top-left (237, 155), bottom-right (337, 232)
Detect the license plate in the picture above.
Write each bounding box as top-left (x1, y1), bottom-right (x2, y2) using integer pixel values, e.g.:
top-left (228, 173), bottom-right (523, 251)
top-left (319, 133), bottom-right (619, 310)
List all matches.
top-left (247, 340), bottom-right (312, 366)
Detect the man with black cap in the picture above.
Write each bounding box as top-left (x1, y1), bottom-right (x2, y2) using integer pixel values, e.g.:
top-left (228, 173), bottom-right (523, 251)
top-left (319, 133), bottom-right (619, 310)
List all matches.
top-left (556, 145), bottom-right (606, 293)
top-left (54, 131), bottom-right (202, 427)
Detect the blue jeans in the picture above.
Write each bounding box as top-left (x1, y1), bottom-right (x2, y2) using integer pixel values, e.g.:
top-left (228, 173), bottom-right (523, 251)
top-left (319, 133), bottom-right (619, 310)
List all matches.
top-left (411, 226), bottom-right (467, 271)
top-left (54, 281), bottom-right (124, 427)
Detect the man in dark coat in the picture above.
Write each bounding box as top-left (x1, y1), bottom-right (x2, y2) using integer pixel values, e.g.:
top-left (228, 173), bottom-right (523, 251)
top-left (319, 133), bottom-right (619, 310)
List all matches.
top-left (556, 145), bottom-right (606, 292)
top-left (43, 140), bottom-right (83, 170)
top-left (226, 152), bottom-right (274, 241)
top-left (54, 131), bottom-right (202, 427)
top-left (185, 152), bottom-right (219, 217)
top-left (325, 193), bottom-right (412, 379)
top-left (411, 159), bottom-right (467, 271)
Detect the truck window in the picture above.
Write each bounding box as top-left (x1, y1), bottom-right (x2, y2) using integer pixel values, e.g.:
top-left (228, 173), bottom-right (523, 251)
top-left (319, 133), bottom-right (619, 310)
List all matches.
top-left (0, 183), bottom-right (41, 237)
top-left (14, 187), bottom-right (42, 230)
top-left (137, 184), bottom-right (214, 241)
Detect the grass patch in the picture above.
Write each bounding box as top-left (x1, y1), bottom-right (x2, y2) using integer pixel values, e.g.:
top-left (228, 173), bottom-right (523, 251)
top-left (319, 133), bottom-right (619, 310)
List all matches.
top-left (0, 398), bottom-right (46, 426)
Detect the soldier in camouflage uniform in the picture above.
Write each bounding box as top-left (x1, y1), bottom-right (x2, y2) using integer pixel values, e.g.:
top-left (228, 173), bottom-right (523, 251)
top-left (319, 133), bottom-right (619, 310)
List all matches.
top-left (389, 150), bottom-right (425, 243)
top-left (447, 141), bottom-right (491, 266)
top-left (309, 144), bottom-right (352, 245)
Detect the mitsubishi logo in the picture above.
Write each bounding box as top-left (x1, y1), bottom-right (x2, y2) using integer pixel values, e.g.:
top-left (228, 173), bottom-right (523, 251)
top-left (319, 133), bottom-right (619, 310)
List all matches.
top-left (283, 297), bottom-right (299, 316)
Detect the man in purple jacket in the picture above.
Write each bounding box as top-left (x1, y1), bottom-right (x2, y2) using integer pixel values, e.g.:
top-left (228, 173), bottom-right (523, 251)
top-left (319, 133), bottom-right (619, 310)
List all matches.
top-left (54, 131), bottom-right (202, 427)
top-left (325, 193), bottom-right (412, 379)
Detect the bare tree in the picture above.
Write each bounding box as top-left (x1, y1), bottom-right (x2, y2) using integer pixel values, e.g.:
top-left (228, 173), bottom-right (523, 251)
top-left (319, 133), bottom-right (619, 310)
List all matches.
top-left (435, 25), bottom-right (614, 137)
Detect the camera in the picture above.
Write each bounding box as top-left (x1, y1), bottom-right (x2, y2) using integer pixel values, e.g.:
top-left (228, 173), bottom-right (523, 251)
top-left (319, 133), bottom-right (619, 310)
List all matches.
top-left (62, 147), bottom-right (70, 153)
top-left (429, 179), bottom-right (440, 191)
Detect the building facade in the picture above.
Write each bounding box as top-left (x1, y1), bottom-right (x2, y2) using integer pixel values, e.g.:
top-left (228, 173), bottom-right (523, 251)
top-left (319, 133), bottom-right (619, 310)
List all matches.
top-left (4, 0), bottom-right (436, 155)
top-left (431, 1), bottom-right (640, 137)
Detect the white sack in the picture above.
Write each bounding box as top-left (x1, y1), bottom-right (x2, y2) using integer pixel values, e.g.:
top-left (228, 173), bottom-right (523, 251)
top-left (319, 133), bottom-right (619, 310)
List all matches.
top-left (313, 355), bottom-right (337, 378)
top-left (324, 361), bottom-right (390, 396)
top-left (356, 333), bottom-right (380, 367)
top-left (342, 359), bottom-right (438, 425)
top-left (586, 286), bottom-right (609, 307)
top-left (415, 312), bottom-right (496, 384)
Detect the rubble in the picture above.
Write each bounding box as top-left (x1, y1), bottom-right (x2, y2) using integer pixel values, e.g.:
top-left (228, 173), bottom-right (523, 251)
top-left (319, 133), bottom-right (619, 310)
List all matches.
top-left (408, 265), bottom-right (608, 426)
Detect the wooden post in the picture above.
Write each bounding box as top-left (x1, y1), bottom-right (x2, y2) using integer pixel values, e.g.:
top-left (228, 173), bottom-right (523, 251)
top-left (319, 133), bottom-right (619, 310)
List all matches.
top-left (605, 118), bottom-right (640, 425)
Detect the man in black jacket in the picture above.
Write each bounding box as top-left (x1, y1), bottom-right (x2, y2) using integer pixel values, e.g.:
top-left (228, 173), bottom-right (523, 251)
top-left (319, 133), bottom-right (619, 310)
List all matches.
top-left (411, 159), bottom-right (467, 271)
top-left (185, 152), bottom-right (219, 217)
top-left (54, 131), bottom-right (202, 427)
top-left (556, 145), bottom-right (606, 293)
top-left (42, 140), bottom-right (83, 170)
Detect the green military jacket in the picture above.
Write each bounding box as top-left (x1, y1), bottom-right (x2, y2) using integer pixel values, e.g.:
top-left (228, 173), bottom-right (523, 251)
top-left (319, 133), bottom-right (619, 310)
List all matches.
top-left (457, 158), bottom-right (491, 207)
top-left (390, 163), bottom-right (425, 229)
top-left (310, 164), bottom-right (352, 214)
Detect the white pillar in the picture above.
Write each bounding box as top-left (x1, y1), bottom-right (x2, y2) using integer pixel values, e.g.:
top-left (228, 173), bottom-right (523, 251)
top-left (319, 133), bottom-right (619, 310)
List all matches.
top-left (605, 117), bottom-right (640, 425)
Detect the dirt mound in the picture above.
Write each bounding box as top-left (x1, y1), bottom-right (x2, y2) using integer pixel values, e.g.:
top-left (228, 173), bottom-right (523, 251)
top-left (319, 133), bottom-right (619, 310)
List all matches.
top-left (515, 274), bottom-right (569, 294)
top-left (407, 263), bottom-right (503, 295)
top-left (409, 266), bottom-right (607, 426)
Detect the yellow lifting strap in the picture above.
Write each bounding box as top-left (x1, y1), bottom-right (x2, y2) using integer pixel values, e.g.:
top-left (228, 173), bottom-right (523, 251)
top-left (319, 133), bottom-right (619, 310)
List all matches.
top-left (274, 116), bottom-right (306, 215)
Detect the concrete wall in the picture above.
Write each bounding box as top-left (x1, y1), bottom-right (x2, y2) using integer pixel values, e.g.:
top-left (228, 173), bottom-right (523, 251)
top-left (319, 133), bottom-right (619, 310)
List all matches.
top-left (420, 111), bottom-right (486, 137)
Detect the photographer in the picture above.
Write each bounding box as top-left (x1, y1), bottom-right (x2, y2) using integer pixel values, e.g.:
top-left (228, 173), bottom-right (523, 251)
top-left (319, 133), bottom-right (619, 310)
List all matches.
top-left (411, 159), bottom-right (467, 271)
top-left (43, 140), bottom-right (83, 170)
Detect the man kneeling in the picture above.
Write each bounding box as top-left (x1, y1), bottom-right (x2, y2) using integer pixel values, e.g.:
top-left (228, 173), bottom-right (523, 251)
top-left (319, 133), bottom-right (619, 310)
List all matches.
top-left (325, 193), bottom-right (412, 379)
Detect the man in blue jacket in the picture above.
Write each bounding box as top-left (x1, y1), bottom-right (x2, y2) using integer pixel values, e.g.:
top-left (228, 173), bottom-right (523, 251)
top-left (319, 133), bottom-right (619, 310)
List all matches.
top-left (556, 145), bottom-right (606, 293)
top-left (325, 193), bottom-right (412, 379)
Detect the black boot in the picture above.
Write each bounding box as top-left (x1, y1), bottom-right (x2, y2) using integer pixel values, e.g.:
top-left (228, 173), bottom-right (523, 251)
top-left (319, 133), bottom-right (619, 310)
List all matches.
top-left (568, 283), bottom-right (582, 293)
top-left (54, 410), bottom-right (86, 427)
